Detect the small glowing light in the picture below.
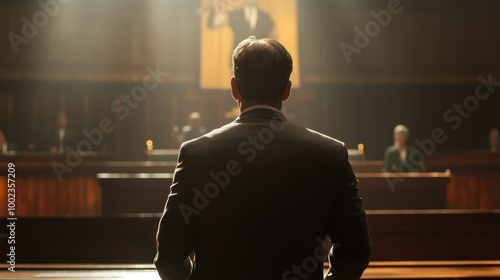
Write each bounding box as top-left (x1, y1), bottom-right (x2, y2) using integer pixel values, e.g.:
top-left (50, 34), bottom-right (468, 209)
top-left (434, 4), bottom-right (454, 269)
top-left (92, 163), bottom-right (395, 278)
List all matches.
top-left (146, 140), bottom-right (153, 151)
top-left (358, 143), bottom-right (364, 151)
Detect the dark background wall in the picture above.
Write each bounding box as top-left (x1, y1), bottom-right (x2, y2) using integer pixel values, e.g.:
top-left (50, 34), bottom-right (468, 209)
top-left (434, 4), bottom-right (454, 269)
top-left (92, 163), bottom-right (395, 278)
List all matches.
top-left (0, 0), bottom-right (499, 160)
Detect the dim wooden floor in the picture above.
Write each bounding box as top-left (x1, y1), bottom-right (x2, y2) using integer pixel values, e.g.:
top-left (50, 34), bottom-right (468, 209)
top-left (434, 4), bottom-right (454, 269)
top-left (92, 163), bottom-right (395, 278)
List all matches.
top-left (1, 261), bottom-right (500, 279)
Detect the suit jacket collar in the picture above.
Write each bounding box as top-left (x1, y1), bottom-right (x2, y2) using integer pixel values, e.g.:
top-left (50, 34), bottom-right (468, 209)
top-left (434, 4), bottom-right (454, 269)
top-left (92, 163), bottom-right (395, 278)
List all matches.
top-left (236, 108), bottom-right (287, 122)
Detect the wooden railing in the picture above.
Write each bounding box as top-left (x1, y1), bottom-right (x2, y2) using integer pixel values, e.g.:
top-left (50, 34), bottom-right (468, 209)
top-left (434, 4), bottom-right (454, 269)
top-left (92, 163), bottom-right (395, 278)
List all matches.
top-left (0, 210), bottom-right (498, 264)
top-left (1, 261), bottom-right (500, 279)
top-left (357, 172), bottom-right (450, 210)
top-left (1, 150), bottom-right (499, 216)
top-left (427, 151), bottom-right (500, 209)
top-left (0, 153), bottom-right (176, 216)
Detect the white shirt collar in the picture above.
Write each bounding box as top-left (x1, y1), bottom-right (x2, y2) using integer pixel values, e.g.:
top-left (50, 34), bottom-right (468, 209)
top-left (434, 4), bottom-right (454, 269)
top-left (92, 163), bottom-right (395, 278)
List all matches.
top-left (244, 6), bottom-right (258, 30)
top-left (241, 105), bottom-right (280, 114)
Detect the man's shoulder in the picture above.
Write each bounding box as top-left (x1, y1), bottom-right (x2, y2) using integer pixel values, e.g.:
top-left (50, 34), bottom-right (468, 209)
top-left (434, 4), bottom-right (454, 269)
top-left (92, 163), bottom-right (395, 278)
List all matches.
top-left (300, 126), bottom-right (346, 148)
top-left (182, 120), bottom-right (346, 151)
top-left (180, 123), bottom-right (232, 146)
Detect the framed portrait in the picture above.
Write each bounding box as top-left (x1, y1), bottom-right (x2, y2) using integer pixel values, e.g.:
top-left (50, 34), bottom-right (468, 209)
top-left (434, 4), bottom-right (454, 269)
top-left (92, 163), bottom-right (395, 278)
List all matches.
top-left (200, 0), bottom-right (300, 89)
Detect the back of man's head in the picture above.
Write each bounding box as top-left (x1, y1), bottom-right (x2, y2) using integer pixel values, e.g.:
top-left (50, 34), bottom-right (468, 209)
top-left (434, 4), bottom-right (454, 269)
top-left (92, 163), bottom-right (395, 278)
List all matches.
top-left (232, 36), bottom-right (293, 102)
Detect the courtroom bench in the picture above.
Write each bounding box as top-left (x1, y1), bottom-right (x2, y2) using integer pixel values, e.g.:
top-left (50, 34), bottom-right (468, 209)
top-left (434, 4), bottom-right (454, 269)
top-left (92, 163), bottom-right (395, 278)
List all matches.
top-left (427, 151), bottom-right (500, 209)
top-left (97, 173), bottom-right (172, 214)
top-left (357, 172), bottom-right (451, 210)
top-left (0, 155), bottom-right (177, 216)
top-left (1, 261), bottom-right (500, 279)
top-left (1, 210), bottom-right (498, 264)
top-left (99, 171), bottom-right (451, 213)
top-left (351, 160), bottom-right (384, 173)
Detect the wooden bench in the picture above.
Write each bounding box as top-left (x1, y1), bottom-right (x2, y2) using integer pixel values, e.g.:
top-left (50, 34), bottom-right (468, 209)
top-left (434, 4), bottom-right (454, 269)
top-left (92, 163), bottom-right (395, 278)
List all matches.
top-left (364, 261), bottom-right (500, 279)
top-left (97, 173), bottom-right (173, 214)
top-left (0, 157), bottom-right (176, 216)
top-left (1, 210), bottom-right (498, 264)
top-left (1, 261), bottom-right (499, 279)
top-left (98, 171), bottom-right (452, 213)
top-left (357, 172), bottom-right (451, 210)
top-left (427, 151), bottom-right (500, 209)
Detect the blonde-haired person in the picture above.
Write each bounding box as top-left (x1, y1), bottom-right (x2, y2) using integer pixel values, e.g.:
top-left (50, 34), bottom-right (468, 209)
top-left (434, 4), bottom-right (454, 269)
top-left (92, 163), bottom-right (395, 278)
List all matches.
top-left (383, 125), bottom-right (426, 172)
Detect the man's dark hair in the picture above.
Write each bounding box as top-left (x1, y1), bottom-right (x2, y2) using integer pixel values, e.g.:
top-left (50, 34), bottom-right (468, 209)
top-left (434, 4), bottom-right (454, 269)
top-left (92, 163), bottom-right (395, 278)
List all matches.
top-left (232, 36), bottom-right (293, 102)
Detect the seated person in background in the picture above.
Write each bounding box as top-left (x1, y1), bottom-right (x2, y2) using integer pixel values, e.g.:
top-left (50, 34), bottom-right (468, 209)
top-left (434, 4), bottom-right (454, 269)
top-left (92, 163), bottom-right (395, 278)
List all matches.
top-left (488, 128), bottom-right (499, 152)
top-left (180, 112), bottom-right (208, 142)
top-left (383, 125), bottom-right (425, 172)
top-left (0, 129), bottom-right (17, 155)
top-left (42, 111), bottom-right (78, 153)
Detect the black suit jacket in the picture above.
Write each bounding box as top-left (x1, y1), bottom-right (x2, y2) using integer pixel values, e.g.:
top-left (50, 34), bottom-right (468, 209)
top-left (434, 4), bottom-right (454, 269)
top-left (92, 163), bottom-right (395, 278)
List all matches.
top-left (155, 109), bottom-right (371, 280)
top-left (42, 127), bottom-right (78, 152)
top-left (383, 145), bottom-right (423, 172)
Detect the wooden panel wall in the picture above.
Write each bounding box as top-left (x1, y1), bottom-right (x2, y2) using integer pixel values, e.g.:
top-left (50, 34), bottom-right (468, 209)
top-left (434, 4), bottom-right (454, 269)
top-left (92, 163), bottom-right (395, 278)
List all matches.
top-left (0, 174), bottom-right (101, 216)
top-left (0, 0), bottom-right (499, 160)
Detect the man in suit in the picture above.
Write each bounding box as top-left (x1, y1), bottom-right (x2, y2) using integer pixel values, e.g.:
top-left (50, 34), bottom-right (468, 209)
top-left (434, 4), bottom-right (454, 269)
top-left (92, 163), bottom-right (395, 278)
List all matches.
top-left (42, 111), bottom-right (78, 153)
top-left (155, 37), bottom-right (371, 280)
top-left (180, 112), bottom-right (208, 143)
top-left (383, 125), bottom-right (425, 172)
top-left (207, 0), bottom-right (274, 50)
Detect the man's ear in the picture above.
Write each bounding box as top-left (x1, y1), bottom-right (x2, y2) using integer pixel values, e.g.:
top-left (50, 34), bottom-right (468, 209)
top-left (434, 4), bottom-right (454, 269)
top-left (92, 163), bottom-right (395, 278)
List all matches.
top-left (230, 77), bottom-right (240, 102)
top-left (282, 80), bottom-right (292, 102)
